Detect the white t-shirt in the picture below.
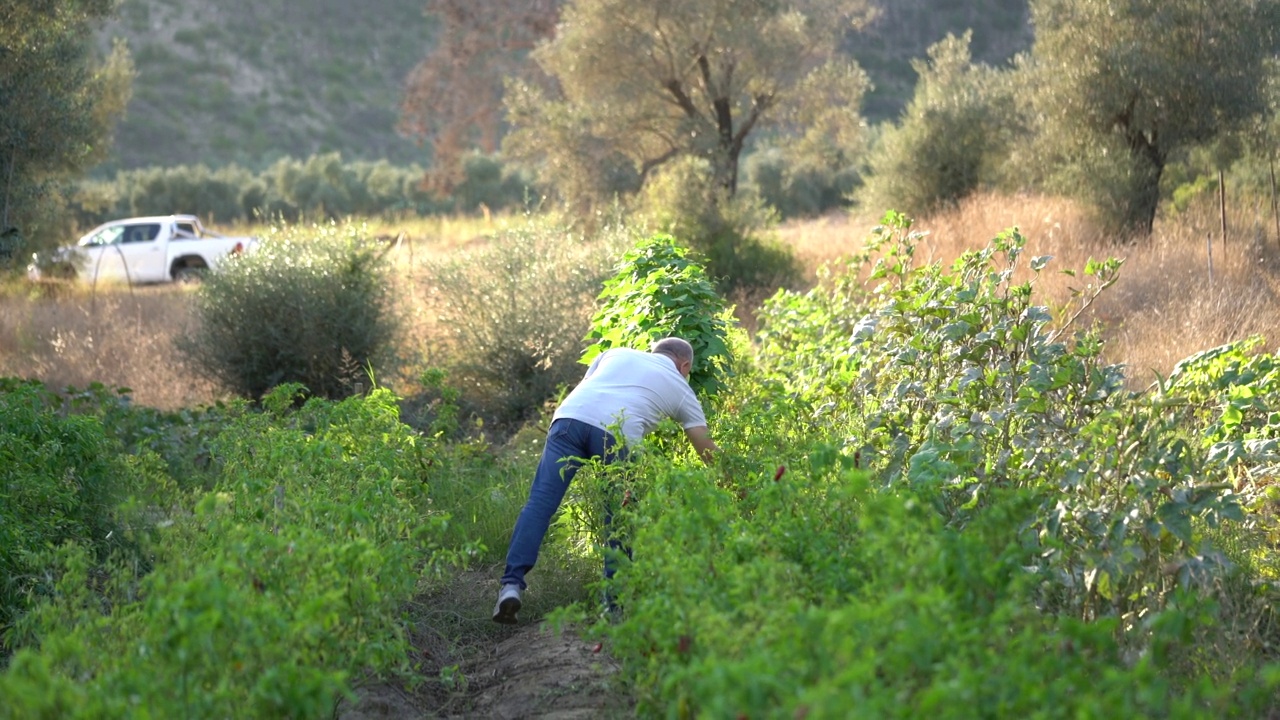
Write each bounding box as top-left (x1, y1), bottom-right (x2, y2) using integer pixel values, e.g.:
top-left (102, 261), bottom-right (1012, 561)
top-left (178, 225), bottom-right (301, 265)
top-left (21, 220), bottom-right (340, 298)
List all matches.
top-left (553, 348), bottom-right (707, 445)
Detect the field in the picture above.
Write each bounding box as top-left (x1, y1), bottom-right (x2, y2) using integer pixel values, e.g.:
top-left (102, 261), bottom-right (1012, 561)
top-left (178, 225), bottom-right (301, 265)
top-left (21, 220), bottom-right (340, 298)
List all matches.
top-left (3, 193), bottom-right (1280, 717)
top-left (4, 193), bottom-right (1277, 407)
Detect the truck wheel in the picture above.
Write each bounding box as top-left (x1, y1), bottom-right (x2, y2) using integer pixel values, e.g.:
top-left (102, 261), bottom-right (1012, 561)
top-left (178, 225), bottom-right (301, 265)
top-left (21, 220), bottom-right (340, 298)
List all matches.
top-left (174, 266), bottom-right (207, 283)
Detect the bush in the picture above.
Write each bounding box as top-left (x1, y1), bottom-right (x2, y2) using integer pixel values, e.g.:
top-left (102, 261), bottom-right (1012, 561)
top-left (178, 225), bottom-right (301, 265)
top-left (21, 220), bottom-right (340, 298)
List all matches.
top-left (581, 233), bottom-right (736, 398)
top-left (178, 222), bottom-right (400, 400)
top-left (635, 156), bottom-right (801, 292)
top-left (0, 380), bottom-right (143, 649)
top-left (743, 147), bottom-right (859, 219)
top-left (451, 152), bottom-right (534, 214)
top-left (858, 33), bottom-right (1016, 217)
top-left (422, 219), bottom-right (624, 428)
top-left (591, 215), bottom-right (1280, 717)
top-left (0, 387), bottom-right (467, 715)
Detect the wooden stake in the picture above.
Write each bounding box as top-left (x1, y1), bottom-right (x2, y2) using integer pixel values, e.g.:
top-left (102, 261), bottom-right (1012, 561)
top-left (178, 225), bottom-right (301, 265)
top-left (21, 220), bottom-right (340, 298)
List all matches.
top-left (1270, 153), bottom-right (1279, 250)
top-left (1219, 169), bottom-right (1228, 250)
top-left (1207, 232), bottom-right (1215, 287)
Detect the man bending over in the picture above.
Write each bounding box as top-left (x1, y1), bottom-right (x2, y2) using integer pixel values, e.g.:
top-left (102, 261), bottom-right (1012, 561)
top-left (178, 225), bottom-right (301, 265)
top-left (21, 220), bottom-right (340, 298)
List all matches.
top-left (492, 337), bottom-right (717, 624)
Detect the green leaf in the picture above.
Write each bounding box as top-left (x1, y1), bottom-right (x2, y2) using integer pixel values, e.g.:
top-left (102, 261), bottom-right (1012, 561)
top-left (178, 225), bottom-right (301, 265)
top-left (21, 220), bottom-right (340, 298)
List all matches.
top-left (1157, 502), bottom-right (1193, 544)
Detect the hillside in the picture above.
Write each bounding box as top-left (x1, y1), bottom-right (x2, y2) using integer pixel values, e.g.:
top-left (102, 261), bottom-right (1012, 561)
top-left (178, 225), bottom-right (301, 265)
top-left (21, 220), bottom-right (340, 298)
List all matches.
top-left (96, 0), bottom-right (1032, 173)
top-left (96, 0), bottom-right (431, 172)
top-left (848, 0), bottom-right (1032, 119)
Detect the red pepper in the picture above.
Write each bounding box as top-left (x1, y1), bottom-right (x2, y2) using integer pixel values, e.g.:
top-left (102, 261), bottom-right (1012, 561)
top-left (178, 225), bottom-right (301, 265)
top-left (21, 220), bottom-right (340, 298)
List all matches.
top-left (773, 465), bottom-right (786, 481)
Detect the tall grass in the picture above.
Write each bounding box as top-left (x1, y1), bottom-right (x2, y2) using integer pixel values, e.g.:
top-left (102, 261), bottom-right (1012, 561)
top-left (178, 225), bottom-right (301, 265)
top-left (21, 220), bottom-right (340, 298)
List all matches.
top-left (0, 283), bottom-right (216, 408)
top-left (779, 192), bottom-right (1280, 385)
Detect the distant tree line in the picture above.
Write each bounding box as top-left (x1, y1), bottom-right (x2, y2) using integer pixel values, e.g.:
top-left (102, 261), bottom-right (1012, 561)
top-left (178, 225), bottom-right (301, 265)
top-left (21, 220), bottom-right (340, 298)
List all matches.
top-left (68, 153), bottom-right (533, 228)
top-left (64, 148), bottom-right (854, 229)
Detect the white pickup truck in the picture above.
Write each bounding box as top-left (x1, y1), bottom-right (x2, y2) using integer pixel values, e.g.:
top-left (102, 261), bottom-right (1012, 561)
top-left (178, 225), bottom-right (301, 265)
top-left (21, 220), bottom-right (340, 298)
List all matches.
top-left (28, 215), bottom-right (258, 284)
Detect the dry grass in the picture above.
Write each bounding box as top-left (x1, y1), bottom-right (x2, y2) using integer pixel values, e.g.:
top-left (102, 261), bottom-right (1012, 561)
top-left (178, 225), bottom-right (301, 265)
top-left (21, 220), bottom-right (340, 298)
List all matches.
top-left (0, 282), bottom-right (218, 408)
top-left (5, 195), bottom-right (1280, 408)
top-left (779, 192), bottom-right (1280, 387)
top-left (0, 215), bottom-right (567, 410)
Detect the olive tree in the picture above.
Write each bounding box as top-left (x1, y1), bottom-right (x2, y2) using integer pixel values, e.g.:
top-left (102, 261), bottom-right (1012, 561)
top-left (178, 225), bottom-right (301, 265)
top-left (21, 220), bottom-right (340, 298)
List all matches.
top-left (398, 0), bottom-right (559, 193)
top-left (859, 32), bottom-right (1019, 217)
top-left (0, 0), bottom-right (132, 258)
top-left (1026, 0), bottom-right (1280, 236)
top-left (503, 0), bottom-right (873, 209)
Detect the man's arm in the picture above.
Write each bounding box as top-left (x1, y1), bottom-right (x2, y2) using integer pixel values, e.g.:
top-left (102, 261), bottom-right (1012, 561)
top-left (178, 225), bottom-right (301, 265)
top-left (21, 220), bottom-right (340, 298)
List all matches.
top-left (684, 425), bottom-right (718, 465)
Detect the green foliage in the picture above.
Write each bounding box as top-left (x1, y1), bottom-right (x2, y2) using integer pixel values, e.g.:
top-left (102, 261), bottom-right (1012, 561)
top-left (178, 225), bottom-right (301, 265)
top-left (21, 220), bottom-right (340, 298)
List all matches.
top-left (0, 379), bottom-right (144, 653)
top-left (8, 210), bottom-right (1280, 714)
top-left (423, 219), bottom-right (625, 428)
top-left (179, 221), bottom-right (399, 400)
top-left (1024, 0), bottom-right (1280, 235)
top-left (581, 233), bottom-right (735, 397)
top-left (0, 387), bottom-right (468, 715)
top-left (859, 32), bottom-right (1017, 216)
top-left (504, 0), bottom-right (871, 211)
top-left (66, 153), bottom-right (532, 230)
top-left (742, 146), bottom-right (859, 219)
top-left (636, 157), bottom-right (801, 291)
top-left (579, 213), bottom-right (1280, 716)
top-left (603, 452), bottom-right (1277, 717)
top-left (760, 212), bottom-right (1242, 626)
top-left (451, 152), bottom-right (534, 215)
top-left (0, 1), bottom-right (133, 260)
top-left (846, 0), bottom-right (1032, 122)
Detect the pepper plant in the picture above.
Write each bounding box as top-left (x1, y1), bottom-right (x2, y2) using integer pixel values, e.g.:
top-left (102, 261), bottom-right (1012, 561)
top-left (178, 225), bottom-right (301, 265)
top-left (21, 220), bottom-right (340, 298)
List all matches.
top-left (581, 233), bottom-right (735, 397)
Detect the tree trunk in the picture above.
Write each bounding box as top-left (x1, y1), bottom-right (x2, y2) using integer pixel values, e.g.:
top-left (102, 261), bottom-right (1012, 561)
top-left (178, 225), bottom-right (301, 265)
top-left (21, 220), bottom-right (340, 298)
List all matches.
top-left (1129, 163), bottom-right (1162, 237)
top-left (717, 141), bottom-right (741, 197)
top-left (1126, 133), bottom-right (1164, 237)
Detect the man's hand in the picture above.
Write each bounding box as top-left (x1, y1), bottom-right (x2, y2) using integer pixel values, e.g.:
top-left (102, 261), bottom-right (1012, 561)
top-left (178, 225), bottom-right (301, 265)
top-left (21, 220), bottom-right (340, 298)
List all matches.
top-left (684, 425), bottom-right (718, 465)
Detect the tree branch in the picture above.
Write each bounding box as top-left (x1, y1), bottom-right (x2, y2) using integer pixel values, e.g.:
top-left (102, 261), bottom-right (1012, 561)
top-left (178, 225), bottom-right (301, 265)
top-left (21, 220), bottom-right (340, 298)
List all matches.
top-left (664, 78), bottom-right (702, 121)
top-left (638, 146), bottom-right (683, 183)
top-left (732, 94), bottom-right (773, 149)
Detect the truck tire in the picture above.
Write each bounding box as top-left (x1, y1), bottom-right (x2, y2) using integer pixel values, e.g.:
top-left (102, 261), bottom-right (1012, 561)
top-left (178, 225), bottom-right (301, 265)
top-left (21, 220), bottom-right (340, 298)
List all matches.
top-left (174, 265), bottom-right (207, 283)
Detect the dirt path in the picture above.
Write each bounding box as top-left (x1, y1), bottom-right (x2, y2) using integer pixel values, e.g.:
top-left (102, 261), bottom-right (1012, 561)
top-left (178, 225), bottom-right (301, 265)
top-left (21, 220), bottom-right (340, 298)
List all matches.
top-left (339, 624), bottom-right (629, 719)
top-left (337, 570), bottom-right (633, 719)
top-left (445, 625), bottom-right (630, 719)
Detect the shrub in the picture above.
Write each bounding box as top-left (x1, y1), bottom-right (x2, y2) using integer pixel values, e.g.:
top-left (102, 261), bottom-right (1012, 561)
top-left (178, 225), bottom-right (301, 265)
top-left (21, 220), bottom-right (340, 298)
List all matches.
top-left (0, 387), bottom-right (468, 715)
top-left (422, 219), bottom-right (624, 428)
top-left (752, 212), bottom-right (1275, 661)
top-left (635, 156), bottom-right (801, 292)
top-left (178, 222), bottom-right (399, 400)
top-left (451, 152), bottom-right (533, 214)
top-left (0, 380), bottom-right (143, 650)
top-left (858, 33), bottom-right (1016, 217)
top-left (743, 146), bottom-right (859, 219)
top-left (581, 233), bottom-right (736, 398)
top-left (590, 215), bottom-right (1280, 717)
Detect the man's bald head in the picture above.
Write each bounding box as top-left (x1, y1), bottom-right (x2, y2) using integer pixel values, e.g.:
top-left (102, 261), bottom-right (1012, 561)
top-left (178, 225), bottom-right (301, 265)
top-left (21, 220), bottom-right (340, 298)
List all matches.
top-left (652, 337), bottom-right (694, 378)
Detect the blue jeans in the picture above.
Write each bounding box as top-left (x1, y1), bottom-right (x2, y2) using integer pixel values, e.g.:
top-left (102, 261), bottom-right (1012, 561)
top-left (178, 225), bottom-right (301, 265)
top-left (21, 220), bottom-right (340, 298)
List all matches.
top-left (501, 418), bottom-right (628, 590)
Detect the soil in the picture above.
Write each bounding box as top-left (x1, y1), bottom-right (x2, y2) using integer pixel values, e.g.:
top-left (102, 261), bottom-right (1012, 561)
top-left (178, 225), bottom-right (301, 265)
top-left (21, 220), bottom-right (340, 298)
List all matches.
top-left (336, 572), bottom-right (633, 719)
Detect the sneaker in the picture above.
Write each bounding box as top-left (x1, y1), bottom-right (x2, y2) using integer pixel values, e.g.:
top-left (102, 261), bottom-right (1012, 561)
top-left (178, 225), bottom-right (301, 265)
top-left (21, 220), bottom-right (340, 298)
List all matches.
top-left (492, 583), bottom-right (522, 624)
